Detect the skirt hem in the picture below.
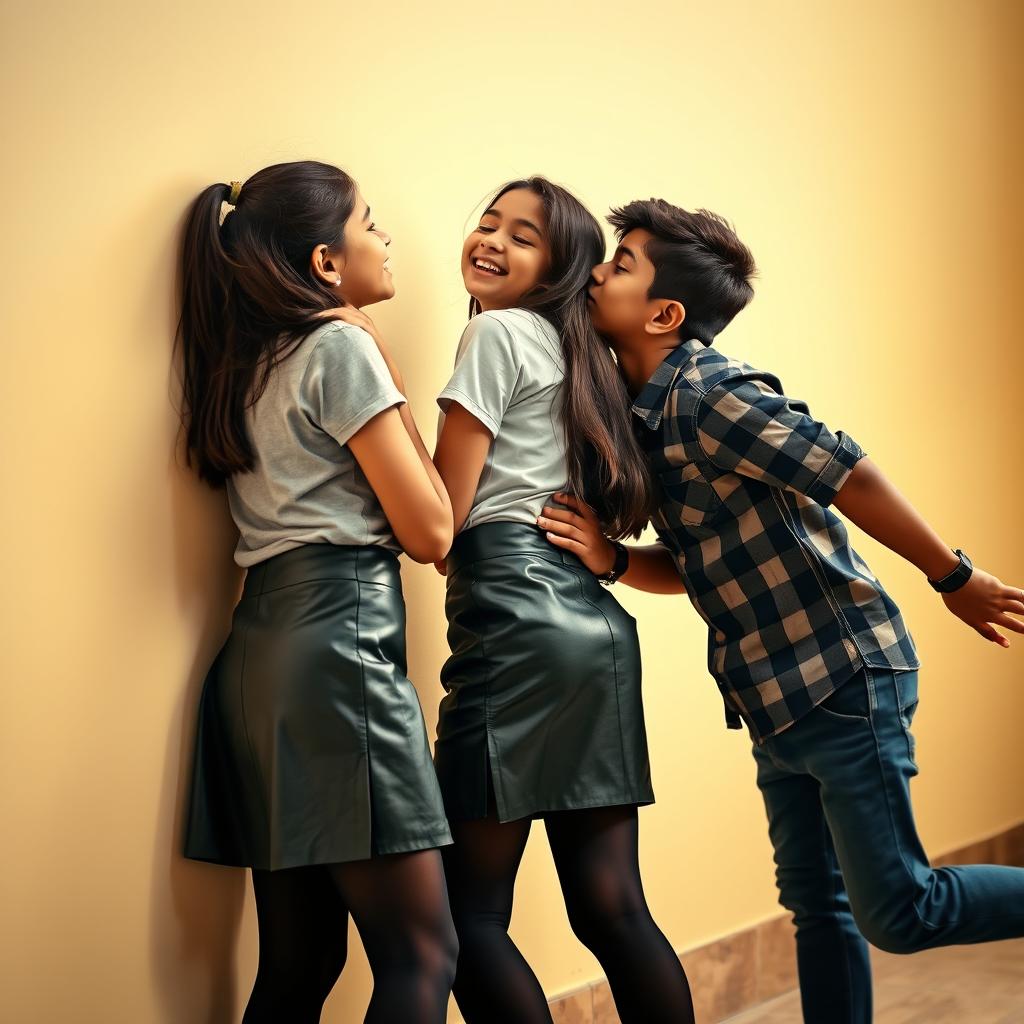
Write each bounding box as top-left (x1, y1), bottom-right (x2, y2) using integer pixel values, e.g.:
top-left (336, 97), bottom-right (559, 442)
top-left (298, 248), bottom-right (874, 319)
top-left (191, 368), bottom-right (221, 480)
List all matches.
top-left (448, 791), bottom-right (656, 825)
top-left (183, 827), bottom-right (454, 872)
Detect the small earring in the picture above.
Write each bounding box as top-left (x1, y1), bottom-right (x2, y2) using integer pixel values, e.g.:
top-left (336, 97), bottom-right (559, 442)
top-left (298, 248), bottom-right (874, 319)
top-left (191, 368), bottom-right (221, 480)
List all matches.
top-left (335, 277), bottom-right (342, 286)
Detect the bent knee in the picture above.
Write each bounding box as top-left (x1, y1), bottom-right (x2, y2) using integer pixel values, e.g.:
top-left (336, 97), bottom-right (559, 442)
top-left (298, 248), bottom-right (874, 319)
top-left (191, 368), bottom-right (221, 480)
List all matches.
top-left (856, 910), bottom-right (935, 955)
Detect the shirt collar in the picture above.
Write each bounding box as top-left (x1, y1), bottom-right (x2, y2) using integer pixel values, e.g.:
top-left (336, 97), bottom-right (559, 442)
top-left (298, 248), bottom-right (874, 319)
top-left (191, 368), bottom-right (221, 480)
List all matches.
top-left (630, 339), bottom-right (706, 430)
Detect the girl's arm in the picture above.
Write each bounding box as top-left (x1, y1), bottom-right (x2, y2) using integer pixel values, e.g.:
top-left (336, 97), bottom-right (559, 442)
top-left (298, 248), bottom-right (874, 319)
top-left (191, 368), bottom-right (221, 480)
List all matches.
top-left (325, 306), bottom-right (450, 512)
top-left (433, 402), bottom-right (492, 535)
top-left (540, 493), bottom-right (686, 595)
top-left (432, 312), bottom-right (528, 566)
top-left (833, 456), bottom-right (1024, 646)
top-left (319, 308), bottom-right (452, 563)
top-left (348, 406), bottom-right (453, 565)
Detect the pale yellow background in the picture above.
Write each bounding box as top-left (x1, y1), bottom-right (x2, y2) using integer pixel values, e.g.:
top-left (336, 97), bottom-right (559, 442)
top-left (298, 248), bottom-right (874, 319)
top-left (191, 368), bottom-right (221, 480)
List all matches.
top-left (2, 1), bottom-right (1022, 1021)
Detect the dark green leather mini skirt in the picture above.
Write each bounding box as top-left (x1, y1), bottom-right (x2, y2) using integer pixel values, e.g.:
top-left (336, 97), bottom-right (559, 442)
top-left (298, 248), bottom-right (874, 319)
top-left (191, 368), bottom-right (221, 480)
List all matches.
top-left (184, 543), bottom-right (452, 871)
top-left (435, 522), bottom-right (655, 823)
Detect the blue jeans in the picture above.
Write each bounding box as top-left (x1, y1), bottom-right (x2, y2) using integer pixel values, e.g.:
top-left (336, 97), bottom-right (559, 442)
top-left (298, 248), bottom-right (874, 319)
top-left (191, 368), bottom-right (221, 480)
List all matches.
top-left (753, 666), bottom-right (1024, 1024)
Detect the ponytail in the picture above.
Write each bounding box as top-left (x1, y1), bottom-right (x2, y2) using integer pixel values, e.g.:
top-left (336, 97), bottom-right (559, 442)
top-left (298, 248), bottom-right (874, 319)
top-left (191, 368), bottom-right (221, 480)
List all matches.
top-left (175, 161), bottom-right (357, 486)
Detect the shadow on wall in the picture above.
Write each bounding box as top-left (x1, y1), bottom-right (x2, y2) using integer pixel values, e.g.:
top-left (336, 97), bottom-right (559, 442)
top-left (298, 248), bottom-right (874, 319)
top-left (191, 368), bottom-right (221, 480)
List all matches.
top-left (148, 219), bottom-right (249, 1022)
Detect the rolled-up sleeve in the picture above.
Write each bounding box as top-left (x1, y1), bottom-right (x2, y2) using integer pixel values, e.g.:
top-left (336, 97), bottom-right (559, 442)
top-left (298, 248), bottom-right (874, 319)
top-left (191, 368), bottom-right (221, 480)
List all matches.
top-left (695, 375), bottom-right (864, 506)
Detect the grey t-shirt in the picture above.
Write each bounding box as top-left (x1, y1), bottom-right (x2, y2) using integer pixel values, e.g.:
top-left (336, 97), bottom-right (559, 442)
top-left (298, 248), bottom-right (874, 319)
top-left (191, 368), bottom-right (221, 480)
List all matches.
top-left (437, 308), bottom-right (568, 530)
top-left (227, 320), bottom-right (406, 566)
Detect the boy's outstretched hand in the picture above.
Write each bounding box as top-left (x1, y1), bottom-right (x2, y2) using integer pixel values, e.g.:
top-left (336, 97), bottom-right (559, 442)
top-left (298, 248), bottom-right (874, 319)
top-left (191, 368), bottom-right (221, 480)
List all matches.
top-left (833, 457), bottom-right (1024, 649)
top-left (537, 493), bottom-right (616, 576)
top-left (942, 570), bottom-right (1024, 648)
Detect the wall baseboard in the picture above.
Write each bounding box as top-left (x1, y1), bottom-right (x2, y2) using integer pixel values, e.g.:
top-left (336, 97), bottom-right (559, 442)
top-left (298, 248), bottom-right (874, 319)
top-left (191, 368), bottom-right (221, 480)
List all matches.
top-left (536, 822), bottom-right (1024, 1024)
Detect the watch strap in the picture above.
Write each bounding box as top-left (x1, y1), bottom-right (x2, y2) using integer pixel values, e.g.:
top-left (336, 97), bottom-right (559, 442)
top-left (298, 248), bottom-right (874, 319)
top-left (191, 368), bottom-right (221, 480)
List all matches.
top-left (599, 541), bottom-right (629, 585)
top-left (928, 549), bottom-right (973, 593)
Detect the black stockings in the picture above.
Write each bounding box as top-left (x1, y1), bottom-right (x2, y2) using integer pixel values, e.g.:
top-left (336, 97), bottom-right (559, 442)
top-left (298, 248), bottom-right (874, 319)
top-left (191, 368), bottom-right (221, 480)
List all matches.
top-left (444, 799), bottom-right (694, 1024)
top-left (242, 849), bottom-right (457, 1024)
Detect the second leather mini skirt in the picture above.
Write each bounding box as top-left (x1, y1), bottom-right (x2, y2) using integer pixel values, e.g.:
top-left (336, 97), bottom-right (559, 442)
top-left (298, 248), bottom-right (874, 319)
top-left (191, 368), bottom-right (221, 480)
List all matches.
top-left (184, 542), bottom-right (452, 871)
top-left (435, 521), bottom-right (655, 823)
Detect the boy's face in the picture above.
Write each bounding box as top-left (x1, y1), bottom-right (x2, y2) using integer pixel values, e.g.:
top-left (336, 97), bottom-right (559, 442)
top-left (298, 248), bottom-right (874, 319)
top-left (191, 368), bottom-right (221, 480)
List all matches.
top-left (587, 228), bottom-right (658, 341)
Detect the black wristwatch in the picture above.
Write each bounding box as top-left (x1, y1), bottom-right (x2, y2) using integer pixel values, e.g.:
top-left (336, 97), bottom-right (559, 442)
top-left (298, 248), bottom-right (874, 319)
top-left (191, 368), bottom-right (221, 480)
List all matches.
top-left (598, 541), bottom-right (629, 586)
top-left (927, 549), bottom-right (973, 593)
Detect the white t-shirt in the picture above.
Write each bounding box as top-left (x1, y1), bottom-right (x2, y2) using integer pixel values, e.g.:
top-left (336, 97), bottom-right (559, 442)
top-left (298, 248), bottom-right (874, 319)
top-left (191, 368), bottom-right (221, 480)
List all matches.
top-left (437, 308), bottom-right (568, 531)
top-left (227, 320), bottom-right (406, 566)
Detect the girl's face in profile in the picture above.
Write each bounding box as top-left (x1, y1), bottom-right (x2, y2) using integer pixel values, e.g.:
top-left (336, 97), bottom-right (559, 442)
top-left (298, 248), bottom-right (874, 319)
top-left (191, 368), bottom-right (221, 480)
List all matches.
top-left (462, 188), bottom-right (551, 312)
top-left (333, 191), bottom-right (394, 308)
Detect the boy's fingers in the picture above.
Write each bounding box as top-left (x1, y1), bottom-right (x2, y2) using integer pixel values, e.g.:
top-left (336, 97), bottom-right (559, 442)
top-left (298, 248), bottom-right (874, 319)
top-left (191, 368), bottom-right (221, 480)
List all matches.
top-left (975, 623), bottom-right (1009, 647)
top-left (544, 531), bottom-right (586, 556)
top-left (539, 518), bottom-right (584, 543)
top-left (553, 492), bottom-right (597, 520)
top-left (539, 507), bottom-right (580, 526)
top-left (994, 613), bottom-right (1024, 634)
top-left (552, 493), bottom-right (584, 514)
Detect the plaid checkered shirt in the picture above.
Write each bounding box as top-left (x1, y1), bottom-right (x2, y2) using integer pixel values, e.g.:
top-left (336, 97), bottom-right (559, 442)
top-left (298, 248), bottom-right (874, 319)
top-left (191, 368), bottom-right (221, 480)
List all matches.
top-left (632, 338), bottom-right (920, 743)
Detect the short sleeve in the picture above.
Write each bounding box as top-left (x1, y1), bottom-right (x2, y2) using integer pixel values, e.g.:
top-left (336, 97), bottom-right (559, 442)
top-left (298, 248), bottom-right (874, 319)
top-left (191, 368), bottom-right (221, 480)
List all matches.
top-left (437, 314), bottom-right (523, 438)
top-left (694, 375), bottom-right (864, 506)
top-left (302, 323), bottom-right (406, 446)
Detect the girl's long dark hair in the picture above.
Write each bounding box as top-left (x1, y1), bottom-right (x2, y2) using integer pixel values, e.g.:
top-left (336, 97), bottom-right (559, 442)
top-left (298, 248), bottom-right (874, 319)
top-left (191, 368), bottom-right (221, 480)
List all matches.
top-left (176, 160), bottom-right (357, 487)
top-left (471, 178), bottom-right (653, 538)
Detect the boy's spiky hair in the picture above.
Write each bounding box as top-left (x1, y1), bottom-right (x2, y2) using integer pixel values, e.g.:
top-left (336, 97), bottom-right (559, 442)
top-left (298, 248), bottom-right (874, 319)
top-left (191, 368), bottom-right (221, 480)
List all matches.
top-left (607, 199), bottom-right (756, 345)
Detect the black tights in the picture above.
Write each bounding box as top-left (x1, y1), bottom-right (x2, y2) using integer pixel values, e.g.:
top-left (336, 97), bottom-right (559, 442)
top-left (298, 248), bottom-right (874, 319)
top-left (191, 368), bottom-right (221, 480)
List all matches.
top-left (443, 797), bottom-right (695, 1024)
top-left (242, 849), bottom-right (458, 1024)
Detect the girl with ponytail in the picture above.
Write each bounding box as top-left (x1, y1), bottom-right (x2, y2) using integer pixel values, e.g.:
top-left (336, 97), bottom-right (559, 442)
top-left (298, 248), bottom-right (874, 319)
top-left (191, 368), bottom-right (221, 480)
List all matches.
top-left (178, 160), bottom-right (457, 1023)
top-left (431, 178), bottom-right (695, 1024)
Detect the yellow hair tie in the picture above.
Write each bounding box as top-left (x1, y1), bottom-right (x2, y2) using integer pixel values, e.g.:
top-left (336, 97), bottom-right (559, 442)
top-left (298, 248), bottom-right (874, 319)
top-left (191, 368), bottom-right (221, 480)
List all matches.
top-left (227, 180), bottom-right (242, 205)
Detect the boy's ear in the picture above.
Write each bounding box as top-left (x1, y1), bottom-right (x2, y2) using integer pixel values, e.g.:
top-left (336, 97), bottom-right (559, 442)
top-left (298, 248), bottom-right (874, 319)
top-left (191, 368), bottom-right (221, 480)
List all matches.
top-left (644, 299), bottom-right (686, 336)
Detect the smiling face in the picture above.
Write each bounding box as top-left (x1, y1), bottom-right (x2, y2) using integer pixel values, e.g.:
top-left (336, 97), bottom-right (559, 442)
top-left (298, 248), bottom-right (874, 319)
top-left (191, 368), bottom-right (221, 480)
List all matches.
top-left (317, 190), bottom-right (394, 308)
top-left (462, 188), bottom-right (551, 312)
top-left (587, 227), bottom-right (663, 342)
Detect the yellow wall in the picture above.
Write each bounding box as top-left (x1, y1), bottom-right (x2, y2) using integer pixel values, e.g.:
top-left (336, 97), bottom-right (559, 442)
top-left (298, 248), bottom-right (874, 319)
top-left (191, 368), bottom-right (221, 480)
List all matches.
top-left (3, 1), bottom-right (1022, 1020)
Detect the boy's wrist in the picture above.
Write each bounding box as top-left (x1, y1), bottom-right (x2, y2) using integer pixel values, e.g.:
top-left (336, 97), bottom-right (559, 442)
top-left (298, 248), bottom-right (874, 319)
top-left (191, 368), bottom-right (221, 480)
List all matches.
top-left (597, 540), bottom-right (629, 584)
top-left (927, 549), bottom-right (973, 593)
top-left (921, 547), bottom-right (962, 582)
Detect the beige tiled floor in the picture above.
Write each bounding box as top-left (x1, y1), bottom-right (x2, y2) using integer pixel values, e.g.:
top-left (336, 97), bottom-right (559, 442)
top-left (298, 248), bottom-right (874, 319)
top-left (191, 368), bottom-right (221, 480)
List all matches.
top-left (723, 938), bottom-right (1024, 1024)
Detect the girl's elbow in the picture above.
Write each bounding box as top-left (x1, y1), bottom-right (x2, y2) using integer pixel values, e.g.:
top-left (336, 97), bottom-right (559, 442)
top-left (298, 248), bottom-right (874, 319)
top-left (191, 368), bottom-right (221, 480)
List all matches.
top-left (402, 523), bottom-right (453, 564)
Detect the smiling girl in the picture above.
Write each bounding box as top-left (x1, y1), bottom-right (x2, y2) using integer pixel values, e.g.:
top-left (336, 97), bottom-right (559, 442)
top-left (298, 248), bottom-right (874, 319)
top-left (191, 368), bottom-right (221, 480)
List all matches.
top-left (178, 160), bottom-right (457, 1023)
top-left (432, 177), bottom-right (695, 1024)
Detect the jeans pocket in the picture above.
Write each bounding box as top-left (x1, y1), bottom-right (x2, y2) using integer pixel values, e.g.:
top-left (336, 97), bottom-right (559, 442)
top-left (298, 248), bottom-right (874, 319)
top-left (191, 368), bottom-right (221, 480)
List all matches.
top-left (894, 670), bottom-right (920, 768)
top-left (895, 670), bottom-right (920, 723)
top-left (815, 672), bottom-right (872, 724)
